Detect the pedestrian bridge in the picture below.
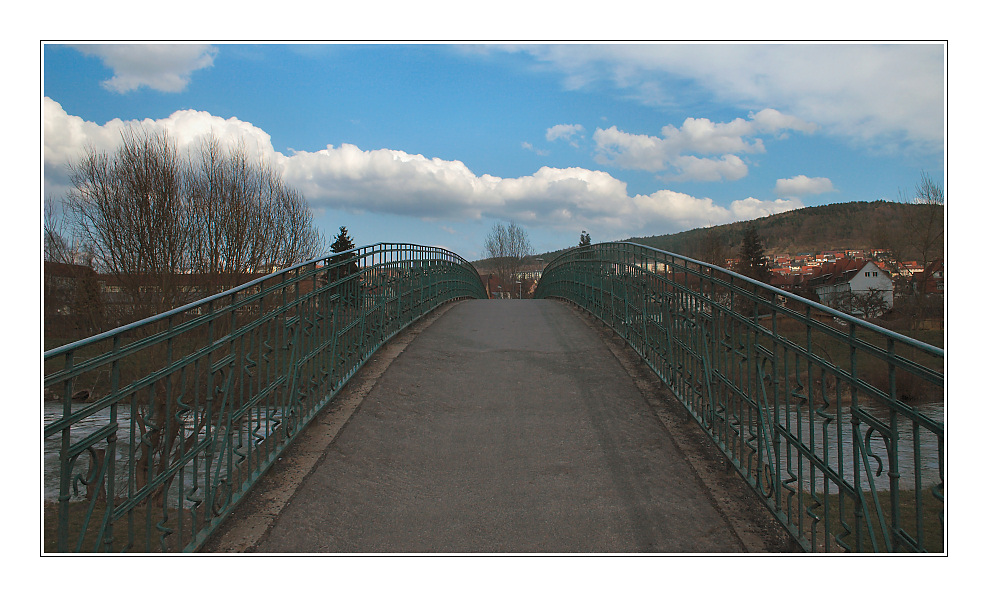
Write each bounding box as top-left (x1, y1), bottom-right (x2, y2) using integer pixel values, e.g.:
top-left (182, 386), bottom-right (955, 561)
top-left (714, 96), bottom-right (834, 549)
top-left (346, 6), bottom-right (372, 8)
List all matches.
top-left (43, 242), bottom-right (945, 553)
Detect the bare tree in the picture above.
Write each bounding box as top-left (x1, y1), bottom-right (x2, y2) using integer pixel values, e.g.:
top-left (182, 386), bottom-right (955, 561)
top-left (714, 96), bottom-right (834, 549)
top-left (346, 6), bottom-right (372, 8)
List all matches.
top-left (45, 195), bottom-right (107, 337)
top-left (185, 136), bottom-right (325, 293)
top-left (68, 127), bottom-right (191, 320)
top-left (484, 221), bottom-right (532, 297)
top-left (854, 288), bottom-right (890, 319)
top-left (903, 171), bottom-right (944, 268)
top-left (276, 182), bottom-right (326, 266)
top-left (895, 171), bottom-right (944, 318)
top-left (67, 128), bottom-right (327, 320)
top-left (61, 127), bottom-right (328, 506)
top-left (699, 227), bottom-right (727, 267)
top-left (44, 195), bottom-right (75, 264)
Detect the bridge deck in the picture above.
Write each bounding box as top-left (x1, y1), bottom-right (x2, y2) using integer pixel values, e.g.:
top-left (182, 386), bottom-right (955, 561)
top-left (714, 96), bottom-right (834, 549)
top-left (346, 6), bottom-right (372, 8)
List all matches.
top-left (205, 299), bottom-right (788, 553)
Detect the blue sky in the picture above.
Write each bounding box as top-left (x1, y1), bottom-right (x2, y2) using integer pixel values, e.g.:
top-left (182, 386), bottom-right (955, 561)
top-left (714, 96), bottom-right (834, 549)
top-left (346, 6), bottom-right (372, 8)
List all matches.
top-left (43, 43), bottom-right (945, 260)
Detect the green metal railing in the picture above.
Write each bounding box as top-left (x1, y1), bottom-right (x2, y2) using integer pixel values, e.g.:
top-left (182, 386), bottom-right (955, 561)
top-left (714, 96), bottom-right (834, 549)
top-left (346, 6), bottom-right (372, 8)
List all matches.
top-left (535, 242), bottom-right (945, 553)
top-left (44, 243), bottom-right (486, 553)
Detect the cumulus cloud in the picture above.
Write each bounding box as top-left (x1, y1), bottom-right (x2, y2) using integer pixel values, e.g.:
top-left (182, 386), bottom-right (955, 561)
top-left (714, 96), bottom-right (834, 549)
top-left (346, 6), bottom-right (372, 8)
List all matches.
top-left (43, 97), bottom-right (277, 197)
top-left (592, 109), bottom-right (812, 180)
top-left (546, 123), bottom-right (585, 146)
top-left (775, 175), bottom-right (836, 198)
top-left (44, 100), bottom-right (801, 238)
top-left (494, 44), bottom-right (943, 155)
top-left (70, 44), bottom-right (217, 93)
top-left (669, 155), bottom-right (748, 182)
top-left (285, 146), bottom-right (799, 231)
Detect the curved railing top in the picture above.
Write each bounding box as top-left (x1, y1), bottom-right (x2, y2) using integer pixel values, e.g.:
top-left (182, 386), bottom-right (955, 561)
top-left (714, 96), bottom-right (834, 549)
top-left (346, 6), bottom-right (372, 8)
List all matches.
top-left (45, 242), bottom-right (483, 359)
top-left (539, 241), bottom-right (944, 358)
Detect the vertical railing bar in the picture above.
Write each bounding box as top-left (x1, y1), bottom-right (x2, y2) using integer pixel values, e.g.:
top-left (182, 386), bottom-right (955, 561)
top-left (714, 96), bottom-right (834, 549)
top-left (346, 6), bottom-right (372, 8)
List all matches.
top-left (913, 418), bottom-right (924, 550)
top-left (57, 349), bottom-right (74, 552)
top-left (163, 314), bottom-right (175, 550)
top-left (887, 336), bottom-right (901, 551)
top-left (105, 336), bottom-right (120, 552)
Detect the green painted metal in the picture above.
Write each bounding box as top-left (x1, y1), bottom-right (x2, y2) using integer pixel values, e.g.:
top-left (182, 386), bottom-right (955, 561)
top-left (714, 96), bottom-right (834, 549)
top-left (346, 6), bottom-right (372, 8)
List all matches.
top-left (44, 243), bottom-right (486, 552)
top-left (535, 242), bottom-right (945, 553)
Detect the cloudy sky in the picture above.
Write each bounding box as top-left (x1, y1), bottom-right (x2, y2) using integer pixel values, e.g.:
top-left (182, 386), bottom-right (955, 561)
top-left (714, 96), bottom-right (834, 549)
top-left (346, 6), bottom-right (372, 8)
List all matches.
top-left (43, 43), bottom-right (945, 260)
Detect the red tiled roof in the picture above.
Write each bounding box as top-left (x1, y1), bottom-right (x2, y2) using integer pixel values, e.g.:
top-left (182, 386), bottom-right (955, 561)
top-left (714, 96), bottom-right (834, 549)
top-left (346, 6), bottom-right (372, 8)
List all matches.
top-left (805, 257), bottom-right (881, 287)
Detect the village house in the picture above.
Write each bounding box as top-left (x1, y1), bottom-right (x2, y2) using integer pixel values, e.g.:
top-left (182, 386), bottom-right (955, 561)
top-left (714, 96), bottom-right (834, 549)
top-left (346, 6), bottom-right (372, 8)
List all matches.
top-left (913, 259), bottom-right (945, 295)
top-left (806, 258), bottom-right (894, 317)
top-left (896, 260), bottom-right (927, 279)
top-left (516, 261), bottom-right (545, 282)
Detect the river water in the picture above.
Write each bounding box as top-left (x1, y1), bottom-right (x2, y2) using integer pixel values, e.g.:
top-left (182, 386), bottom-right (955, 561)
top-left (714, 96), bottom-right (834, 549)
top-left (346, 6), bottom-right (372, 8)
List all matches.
top-left (769, 402), bottom-right (944, 493)
top-left (43, 401), bottom-right (284, 506)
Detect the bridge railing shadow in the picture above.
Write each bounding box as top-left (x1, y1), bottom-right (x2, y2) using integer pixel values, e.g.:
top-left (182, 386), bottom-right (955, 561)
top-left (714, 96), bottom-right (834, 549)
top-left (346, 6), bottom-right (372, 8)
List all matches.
top-left (535, 242), bottom-right (944, 553)
top-left (43, 243), bottom-right (486, 553)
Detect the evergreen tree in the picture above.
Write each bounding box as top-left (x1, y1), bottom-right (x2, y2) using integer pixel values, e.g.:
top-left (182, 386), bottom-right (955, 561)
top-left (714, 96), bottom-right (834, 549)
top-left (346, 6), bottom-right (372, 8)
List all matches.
top-left (331, 226), bottom-right (355, 253)
top-left (329, 226), bottom-right (358, 306)
top-left (737, 225), bottom-right (771, 283)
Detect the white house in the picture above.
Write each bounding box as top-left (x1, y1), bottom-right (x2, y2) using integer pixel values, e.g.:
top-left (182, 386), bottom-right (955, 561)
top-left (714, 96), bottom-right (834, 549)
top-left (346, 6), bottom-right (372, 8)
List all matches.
top-left (811, 259), bottom-right (894, 316)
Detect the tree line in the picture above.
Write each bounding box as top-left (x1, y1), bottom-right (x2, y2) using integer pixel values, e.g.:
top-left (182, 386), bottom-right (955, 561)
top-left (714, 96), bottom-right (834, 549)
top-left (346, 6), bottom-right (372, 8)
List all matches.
top-left (483, 221), bottom-right (533, 297)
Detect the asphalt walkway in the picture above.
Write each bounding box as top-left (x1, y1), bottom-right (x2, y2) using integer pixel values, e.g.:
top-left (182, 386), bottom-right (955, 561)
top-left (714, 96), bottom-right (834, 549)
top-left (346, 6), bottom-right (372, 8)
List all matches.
top-left (205, 299), bottom-right (788, 553)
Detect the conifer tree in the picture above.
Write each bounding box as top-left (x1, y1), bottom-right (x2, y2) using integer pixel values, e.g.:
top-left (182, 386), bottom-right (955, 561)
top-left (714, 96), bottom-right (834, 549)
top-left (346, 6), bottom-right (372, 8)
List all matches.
top-left (329, 226), bottom-right (358, 306)
top-left (737, 225), bottom-right (771, 283)
top-left (331, 226), bottom-right (355, 254)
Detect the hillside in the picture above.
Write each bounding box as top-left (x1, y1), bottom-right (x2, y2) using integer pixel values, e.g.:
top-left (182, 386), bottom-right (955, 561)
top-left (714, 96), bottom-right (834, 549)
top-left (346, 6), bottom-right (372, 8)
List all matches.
top-left (528, 201), bottom-right (943, 265)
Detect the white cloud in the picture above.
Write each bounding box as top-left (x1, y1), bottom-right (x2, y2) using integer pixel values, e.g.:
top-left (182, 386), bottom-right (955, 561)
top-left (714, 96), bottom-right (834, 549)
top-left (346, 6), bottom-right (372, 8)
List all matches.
top-left (546, 123), bottom-right (585, 146)
top-left (669, 155), bottom-right (748, 182)
top-left (730, 197), bottom-right (805, 221)
top-left (750, 108), bottom-right (818, 134)
top-left (43, 97), bottom-right (277, 197)
top-left (497, 44), bottom-right (943, 155)
top-left (70, 44), bottom-right (217, 93)
top-left (592, 109), bottom-right (812, 180)
top-left (775, 175), bottom-right (836, 198)
top-left (521, 141), bottom-right (548, 156)
top-left (44, 100), bottom-right (801, 238)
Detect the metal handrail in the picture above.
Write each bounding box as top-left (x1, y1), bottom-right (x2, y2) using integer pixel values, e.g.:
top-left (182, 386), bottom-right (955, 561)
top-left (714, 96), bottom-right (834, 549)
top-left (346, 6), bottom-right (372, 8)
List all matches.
top-left (43, 243), bottom-right (486, 552)
top-left (535, 242), bottom-right (945, 553)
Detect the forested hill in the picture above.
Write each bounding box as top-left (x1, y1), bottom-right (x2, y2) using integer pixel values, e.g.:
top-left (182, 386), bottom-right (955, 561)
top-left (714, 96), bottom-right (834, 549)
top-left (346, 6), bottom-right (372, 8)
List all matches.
top-left (534, 201), bottom-right (943, 264)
